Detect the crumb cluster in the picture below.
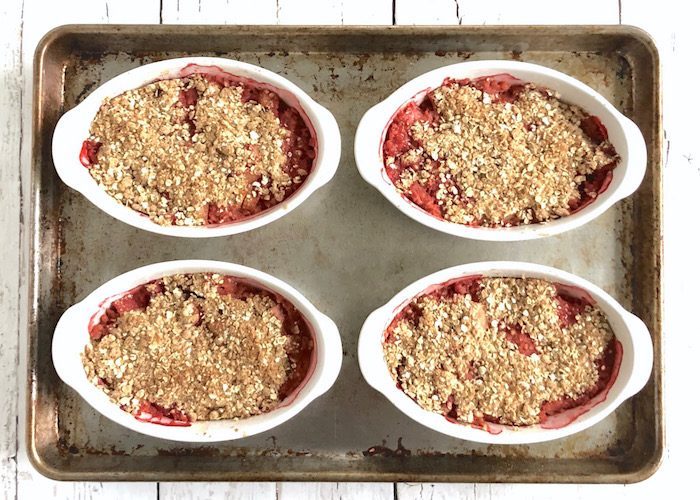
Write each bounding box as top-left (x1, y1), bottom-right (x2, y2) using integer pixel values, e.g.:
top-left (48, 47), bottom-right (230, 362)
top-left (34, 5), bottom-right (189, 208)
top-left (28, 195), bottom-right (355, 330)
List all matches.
top-left (385, 81), bottom-right (619, 226)
top-left (86, 74), bottom-right (312, 226)
top-left (82, 273), bottom-right (312, 421)
top-left (383, 277), bottom-right (614, 426)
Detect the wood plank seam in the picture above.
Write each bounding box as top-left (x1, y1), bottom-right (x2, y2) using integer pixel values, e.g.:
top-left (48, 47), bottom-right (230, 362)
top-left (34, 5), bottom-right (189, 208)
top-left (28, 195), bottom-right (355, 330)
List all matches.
top-left (12, 2), bottom-right (27, 499)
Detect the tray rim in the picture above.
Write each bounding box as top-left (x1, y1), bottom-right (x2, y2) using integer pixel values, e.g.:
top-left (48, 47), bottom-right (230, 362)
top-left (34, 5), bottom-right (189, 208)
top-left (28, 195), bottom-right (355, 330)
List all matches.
top-left (26, 23), bottom-right (664, 483)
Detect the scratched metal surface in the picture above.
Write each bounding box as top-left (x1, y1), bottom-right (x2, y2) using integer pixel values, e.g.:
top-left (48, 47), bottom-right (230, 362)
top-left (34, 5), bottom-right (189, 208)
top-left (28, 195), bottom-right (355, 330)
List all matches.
top-left (28, 26), bottom-right (662, 482)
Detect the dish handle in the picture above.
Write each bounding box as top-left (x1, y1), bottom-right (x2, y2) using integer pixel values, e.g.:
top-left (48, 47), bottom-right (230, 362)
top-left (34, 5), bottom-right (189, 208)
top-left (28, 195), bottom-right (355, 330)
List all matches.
top-left (615, 116), bottom-right (648, 200)
top-left (308, 312), bottom-right (343, 399)
top-left (621, 312), bottom-right (654, 399)
top-left (354, 104), bottom-right (388, 187)
top-left (356, 308), bottom-right (391, 393)
top-left (311, 103), bottom-right (342, 188)
top-left (51, 109), bottom-right (86, 193)
top-left (51, 304), bottom-right (88, 385)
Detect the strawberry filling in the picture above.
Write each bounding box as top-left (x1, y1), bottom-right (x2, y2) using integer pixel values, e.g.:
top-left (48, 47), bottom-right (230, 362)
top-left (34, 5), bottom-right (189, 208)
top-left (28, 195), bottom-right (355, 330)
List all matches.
top-left (555, 292), bottom-right (589, 328)
top-left (539, 338), bottom-right (622, 424)
top-left (459, 74), bottom-right (526, 103)
top-left (79, 140), bottom-right (101, 167)
top-left (503, 323), bottom-right (538, 356)
top-left (385, 276), bottom-right (483, 340)
top-left (193, 76), bottom-right (315, 225)
top-left (88, 281), bottom-right (163, 340)
top-left (134, 401), bottom-right (191, 426)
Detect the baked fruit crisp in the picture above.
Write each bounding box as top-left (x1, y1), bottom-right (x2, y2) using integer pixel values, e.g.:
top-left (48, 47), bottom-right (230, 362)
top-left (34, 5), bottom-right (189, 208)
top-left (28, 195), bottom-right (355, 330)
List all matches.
top-left (82, 273), bottom-right (314, 426)
top-left (383, 74), bottom-right (620, 226)
top-left (80, 70), bottom-right (315, 226)
top-left (383, 276), bottom-right (621, 428)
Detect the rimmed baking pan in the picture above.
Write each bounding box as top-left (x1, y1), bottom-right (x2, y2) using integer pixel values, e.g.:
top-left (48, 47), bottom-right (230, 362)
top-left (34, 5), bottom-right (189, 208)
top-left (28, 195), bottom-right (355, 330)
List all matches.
top-left (28, 24), bottom-right (662, 482)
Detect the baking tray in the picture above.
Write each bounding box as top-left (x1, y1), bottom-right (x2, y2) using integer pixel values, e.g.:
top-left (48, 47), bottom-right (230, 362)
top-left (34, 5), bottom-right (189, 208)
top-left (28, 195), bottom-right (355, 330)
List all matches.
top-left (28, 25), bottom-right (663, 483)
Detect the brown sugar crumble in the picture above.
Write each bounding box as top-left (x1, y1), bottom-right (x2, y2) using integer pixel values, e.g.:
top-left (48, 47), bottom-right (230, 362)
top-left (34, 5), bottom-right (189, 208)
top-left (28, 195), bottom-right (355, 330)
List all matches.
top-left (82, 273), bottom-right (314, 425)
top-left (82, 73), bottom-right (315, 226)
top-left (383, 277), bottom-right (617, 427)
top-left (383, 74), bottom-right (620, 226)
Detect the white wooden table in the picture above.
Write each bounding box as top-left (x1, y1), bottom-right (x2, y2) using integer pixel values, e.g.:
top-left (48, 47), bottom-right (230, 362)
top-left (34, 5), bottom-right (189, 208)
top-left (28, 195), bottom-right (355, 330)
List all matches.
top-left (2, 0), bottom-right (697, 498)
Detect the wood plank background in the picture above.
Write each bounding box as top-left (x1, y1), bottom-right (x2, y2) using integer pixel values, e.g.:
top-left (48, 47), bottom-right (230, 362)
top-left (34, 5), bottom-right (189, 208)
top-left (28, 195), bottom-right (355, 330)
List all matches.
top-left (1, 0), bottom-right (697, 498)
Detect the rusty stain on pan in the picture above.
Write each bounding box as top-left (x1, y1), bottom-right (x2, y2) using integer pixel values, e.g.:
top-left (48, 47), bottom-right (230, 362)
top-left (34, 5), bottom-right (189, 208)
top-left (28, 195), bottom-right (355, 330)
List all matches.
top-left (28, 25), bottom-right (662, 483)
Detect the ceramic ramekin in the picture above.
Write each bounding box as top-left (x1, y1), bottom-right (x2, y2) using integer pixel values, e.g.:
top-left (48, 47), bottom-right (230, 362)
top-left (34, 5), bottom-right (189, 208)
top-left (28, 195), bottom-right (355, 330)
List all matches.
top-left (52, 260), bottom-right (342, 442)
top-left (52, 57), bottom-right (341, 237)
top-left (358, 261), bottom-right (653, 444)
top-left (354, 60), bottom-right (647, 241)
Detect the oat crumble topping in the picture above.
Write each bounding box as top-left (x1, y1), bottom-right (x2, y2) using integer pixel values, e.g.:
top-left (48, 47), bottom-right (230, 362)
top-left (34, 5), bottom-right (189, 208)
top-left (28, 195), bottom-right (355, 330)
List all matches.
top-left (383, 277), bottom-right (615, 426)
top-left (82, 273), bottom-right (313, 422)
top-left (384, 77), bottom-right (620, 226)
top-left (84, 73), bottom-right (314, 226)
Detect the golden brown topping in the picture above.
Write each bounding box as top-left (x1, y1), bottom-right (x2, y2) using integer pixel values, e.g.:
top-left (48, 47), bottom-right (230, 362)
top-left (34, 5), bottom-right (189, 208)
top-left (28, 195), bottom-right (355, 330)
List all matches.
top-left (87, 75), bottom-right (304, 226)
top-left (383, 278), bottom-right (613, 426)
top-left (82, 273), bottom-right (311, 421)
top-left (386, 82), bottom-right (619, 226)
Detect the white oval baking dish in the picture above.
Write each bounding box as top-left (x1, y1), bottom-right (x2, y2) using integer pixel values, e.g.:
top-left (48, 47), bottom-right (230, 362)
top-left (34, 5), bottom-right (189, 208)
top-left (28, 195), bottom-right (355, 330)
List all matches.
top-left (358, 261), bottom-right (653, 444)
top-left (52, 260), bottom-right (343, 442)
top-left (354, 60), bottom-right (647, 241)
top-left (52, 57), bottom-right (341, 237)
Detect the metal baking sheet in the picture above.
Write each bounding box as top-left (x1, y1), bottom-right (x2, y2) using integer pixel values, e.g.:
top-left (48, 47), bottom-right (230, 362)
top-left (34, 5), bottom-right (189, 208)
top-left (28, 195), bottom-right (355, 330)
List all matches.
top-left (28, 25), bottom-right (663, 483)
